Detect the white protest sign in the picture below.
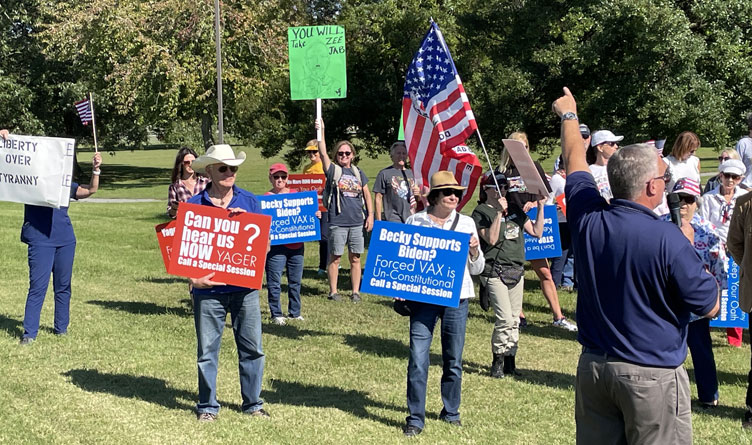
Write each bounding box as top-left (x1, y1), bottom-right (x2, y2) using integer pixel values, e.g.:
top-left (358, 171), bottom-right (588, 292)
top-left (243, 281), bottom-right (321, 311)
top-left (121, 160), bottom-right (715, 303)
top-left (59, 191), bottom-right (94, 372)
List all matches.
top-left (0, 134), bottom-right (75, 208)
top-left (502, 139), bottom-right (550, 199)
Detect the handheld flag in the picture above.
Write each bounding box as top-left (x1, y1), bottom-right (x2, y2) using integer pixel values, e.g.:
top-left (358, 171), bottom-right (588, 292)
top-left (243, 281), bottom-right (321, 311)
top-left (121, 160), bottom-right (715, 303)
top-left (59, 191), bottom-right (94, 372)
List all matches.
top-left (402, 21), bottom-right (482, 210)
top-left (75, 98), bottom-right (93, 125)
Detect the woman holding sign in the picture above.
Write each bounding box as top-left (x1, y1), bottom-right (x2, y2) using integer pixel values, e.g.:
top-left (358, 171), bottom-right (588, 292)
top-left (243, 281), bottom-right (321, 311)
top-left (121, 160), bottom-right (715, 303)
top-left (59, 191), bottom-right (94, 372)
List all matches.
top-left (265, 163), bottom-right (306, 325)
top-left (315, 119), bottom-right (373, 303)
top-left (473, 172), bottom-right (545, 378)
top-left (0, 127), bottom-right (103, 346)
top-left (500, 132), bottom-right (577, 332)
top-left (186, 144), bottom-right (269, 421)
top-left (400, 171), bottom-right (484, 437)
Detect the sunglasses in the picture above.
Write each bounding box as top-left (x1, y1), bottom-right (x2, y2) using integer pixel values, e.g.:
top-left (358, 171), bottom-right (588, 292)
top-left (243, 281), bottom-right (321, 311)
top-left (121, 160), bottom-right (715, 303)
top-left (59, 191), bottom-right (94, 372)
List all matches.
top-left (182, 160), bottom-right (193, 166)
top-left (678, 195), bottom-right (696, 205)
top-left (272, 174), bottom-right (287, 180)
top-left (718, 156), bottom-right (730, 162)
top-left (440, 189), bottom-right (463, 198)
top-left (722, 172), bottom-right (741, 180)
top-left (337, 151), bottom-right (352, 157)
top-left (217, 165), bottom-right (238, 174)
top-left (648, 167), bottom-right (672, 184)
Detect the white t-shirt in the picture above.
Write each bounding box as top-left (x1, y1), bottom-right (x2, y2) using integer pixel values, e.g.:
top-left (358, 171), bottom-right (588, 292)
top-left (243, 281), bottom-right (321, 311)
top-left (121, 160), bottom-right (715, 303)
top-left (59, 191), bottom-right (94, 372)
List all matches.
top-left (735, 136), bottom-right (752, 187)
top-left (663, 155), bottom-right (700, 192)
top-left (588, 164), bottom-right (612, 200)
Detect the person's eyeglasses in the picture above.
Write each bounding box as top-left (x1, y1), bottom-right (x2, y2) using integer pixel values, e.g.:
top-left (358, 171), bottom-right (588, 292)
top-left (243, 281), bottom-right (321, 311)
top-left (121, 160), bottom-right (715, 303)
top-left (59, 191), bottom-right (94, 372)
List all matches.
top-left (217, 165), bottom-right (238, 174)
top-left (183, 160), bottom-right (192, 166)
top-left (337, 151), bottom-right (351, 157)
top-left (722, 172), bottom-right (741, 180)
top-left (648, 167), bottom-right (671, 184)
top-left (440, 189), bottom-right (463, 198)
top-left (718, 156), bottom-right (730, 162)
top-left (678, 195), bottom-right (696, 205)
top-left (272, 174), bottom-right (287, 180)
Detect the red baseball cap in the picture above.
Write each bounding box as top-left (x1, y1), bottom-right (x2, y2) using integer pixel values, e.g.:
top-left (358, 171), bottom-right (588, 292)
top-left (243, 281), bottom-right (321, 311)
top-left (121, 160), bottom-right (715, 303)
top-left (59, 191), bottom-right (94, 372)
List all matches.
top-left (269, 163), bottom-right (288, 175)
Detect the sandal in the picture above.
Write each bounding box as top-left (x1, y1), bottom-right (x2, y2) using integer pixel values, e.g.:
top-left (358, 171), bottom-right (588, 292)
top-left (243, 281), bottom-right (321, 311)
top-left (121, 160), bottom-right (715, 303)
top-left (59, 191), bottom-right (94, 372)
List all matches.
top-left (328, 292), bottom-right (342, 301)
top-left (351, 293), bottom-right (361, 303)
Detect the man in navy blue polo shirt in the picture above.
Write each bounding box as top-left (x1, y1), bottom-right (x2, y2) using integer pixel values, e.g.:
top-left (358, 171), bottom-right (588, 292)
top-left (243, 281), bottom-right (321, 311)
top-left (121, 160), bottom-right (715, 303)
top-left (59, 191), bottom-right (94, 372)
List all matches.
top-left (552, 88), bottom-right (719, 444)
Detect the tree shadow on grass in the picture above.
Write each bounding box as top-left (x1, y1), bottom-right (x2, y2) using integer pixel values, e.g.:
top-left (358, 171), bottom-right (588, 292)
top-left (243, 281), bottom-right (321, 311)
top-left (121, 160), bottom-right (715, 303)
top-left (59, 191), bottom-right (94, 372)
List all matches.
top-left (263, 322), bottom-right (334, 341)
top-left (264, 378), bottom-right (403, 428)
top-left (96, 165), bottom-right (170, 191)
top-left (87, 300), bottom-right (192, 318)
top-left (0, 313), bottom-right (22, 338)
top-left (63, 368), bottom-right (238, 412)
top-left (692, 403), bottom-right (746, 422)
top-left (140, 277), bottom-right (188, 285)
top-left (522, 301), bottom-right (578, 322)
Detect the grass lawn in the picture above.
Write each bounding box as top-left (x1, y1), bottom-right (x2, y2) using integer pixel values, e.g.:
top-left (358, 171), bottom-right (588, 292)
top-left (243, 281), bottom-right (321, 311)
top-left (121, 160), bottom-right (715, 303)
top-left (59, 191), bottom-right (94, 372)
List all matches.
top-left (0, 146), bottom-right (750, 444)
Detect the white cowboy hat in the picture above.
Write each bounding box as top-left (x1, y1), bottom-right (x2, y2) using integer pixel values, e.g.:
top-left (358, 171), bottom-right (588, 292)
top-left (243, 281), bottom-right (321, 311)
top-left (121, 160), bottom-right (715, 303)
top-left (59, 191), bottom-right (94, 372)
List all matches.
top-left (191, 144), bottom-right (246, 172)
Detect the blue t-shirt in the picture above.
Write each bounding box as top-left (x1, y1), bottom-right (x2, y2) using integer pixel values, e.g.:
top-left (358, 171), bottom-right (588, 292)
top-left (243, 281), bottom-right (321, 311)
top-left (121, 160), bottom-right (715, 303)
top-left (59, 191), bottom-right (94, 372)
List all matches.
top-left (565, 171), bottom-right (717, 367)
top-left (21, 182), bottom-right (79, 247)
top-left (188, 184), bottom-right (263, 295)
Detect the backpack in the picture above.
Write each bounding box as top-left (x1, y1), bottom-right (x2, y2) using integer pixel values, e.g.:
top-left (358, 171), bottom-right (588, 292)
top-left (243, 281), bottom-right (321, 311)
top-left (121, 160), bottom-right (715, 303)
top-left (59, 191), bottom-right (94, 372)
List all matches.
top-left (323, 164), bottom-right (365, 215)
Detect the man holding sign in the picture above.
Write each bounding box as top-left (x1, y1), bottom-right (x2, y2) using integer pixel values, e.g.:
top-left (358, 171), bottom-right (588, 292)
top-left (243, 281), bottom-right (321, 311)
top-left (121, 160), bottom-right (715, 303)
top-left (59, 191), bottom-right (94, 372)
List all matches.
top-left (1, 130), bottom-right (103, 346)
top-left (186, 144), bottom-right (269, 422)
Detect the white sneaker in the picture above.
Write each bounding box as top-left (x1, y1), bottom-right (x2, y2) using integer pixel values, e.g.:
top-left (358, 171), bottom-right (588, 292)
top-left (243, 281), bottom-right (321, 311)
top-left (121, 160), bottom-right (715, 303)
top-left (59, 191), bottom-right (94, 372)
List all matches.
top-left (271, 316), bottom-right (287, 326)
top-left (288, 315), bottom-right (305, 321)
top-left (553, 318), bottom-right (578, 332)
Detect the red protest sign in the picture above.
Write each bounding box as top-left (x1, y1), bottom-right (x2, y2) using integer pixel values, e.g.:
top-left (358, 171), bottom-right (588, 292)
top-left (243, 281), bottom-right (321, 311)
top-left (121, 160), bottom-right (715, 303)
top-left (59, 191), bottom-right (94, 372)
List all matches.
top-left (555, 194), bottom-right (567, 218)
top-left (155, 220), bottom-right (177, 272)
top-left (288, 174), bottom-right (326, 212)
top-left (168, 203), bottom-right (272, 289)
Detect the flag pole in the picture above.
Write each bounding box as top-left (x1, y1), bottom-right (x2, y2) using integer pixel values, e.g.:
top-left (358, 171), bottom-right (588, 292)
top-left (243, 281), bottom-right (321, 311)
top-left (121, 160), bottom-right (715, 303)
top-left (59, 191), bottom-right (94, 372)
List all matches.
top-left (475, 129), bottom-right (501, 191)
top-left (89, 92), bottom-right (99, 153)
top-left (214, 0), bottom-right (224, 145)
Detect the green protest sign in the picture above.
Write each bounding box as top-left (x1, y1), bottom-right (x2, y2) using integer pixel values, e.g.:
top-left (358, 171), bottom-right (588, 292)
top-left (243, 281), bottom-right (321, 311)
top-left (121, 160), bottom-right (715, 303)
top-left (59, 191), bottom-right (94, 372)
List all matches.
top-left (288, 26), bottom-right (347, 100)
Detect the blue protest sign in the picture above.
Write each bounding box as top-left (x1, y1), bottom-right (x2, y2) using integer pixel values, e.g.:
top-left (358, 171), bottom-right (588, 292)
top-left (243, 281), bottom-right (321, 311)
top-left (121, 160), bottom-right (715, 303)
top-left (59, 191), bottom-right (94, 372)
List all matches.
top-left (524, 205), bottom-right (561, 260)
top-left (361, 220), bottom-right (470, 307)
top-left (711, 257), bottom-right (747, 329)
top-left (257, 191), bottom-right (321, 245)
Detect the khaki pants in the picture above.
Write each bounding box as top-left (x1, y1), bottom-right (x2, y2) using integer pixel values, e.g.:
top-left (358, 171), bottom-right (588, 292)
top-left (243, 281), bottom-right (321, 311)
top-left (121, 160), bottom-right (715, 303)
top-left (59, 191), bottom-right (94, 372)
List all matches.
top-left (481, 276), bottom-right (523, 356)
top-left (575, 352), bottom-right (692, 445)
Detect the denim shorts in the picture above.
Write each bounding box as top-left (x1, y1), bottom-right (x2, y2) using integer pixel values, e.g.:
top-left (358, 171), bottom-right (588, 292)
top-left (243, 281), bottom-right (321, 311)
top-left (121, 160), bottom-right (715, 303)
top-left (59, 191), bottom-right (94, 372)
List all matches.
top-left (329, 225), bottom-right (365, 256)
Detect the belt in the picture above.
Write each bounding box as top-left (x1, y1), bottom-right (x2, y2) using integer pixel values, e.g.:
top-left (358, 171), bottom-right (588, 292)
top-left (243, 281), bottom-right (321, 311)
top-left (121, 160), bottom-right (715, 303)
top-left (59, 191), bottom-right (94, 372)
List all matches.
top-left (582, 346), bottom-right (613, 358)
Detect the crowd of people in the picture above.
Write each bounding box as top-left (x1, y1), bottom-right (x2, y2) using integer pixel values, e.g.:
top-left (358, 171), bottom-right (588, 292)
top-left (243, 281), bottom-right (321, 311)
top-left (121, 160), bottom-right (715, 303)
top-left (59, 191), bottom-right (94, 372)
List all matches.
top-left (4, 102), bottom-right (752, 439)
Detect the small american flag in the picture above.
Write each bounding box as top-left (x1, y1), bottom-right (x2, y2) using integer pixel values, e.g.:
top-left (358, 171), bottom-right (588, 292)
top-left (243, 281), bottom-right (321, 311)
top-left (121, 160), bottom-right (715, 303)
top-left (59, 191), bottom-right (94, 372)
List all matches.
top-left (75, 98), bottom-right (93, 125)
top-left (402, 21), bottom-right (482, 210)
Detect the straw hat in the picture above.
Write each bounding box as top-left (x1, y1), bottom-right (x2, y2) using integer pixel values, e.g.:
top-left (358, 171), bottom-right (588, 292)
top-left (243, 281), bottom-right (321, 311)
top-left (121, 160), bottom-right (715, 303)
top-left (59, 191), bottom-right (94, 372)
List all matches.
top-left (192, 144), bottom-right (246, 172)
top-left (428, 171), bottom-right (466, 191)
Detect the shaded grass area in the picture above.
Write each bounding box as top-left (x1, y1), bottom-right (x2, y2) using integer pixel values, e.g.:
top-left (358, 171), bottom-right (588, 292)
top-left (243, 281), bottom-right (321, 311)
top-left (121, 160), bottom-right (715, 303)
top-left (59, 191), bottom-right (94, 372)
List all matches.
top-left (0, 148), bottom-right (750, 444)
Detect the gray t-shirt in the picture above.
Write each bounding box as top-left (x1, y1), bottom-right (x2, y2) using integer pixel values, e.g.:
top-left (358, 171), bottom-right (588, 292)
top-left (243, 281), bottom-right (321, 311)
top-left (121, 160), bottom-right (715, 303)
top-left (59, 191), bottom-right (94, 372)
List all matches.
top-left (326, 164), bottom-right (368, 227)
top-left (736, 136), bottom-right (752, 187)
top-left (373, 166), bottom-right (415, 223)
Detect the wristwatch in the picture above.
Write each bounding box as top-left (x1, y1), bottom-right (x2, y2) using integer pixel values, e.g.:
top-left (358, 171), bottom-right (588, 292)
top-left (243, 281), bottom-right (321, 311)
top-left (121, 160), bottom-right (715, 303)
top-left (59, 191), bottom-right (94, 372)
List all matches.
top-left (560, 112), bottom-right (578, 122)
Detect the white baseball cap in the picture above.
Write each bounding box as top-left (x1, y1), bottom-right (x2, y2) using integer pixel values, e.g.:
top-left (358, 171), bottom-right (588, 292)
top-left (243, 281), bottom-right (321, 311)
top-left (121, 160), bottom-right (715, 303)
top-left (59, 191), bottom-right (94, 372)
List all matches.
top-left (591, 130), bottom-right (624, 147)
top-left (719, 159), bottom-right (746, 176)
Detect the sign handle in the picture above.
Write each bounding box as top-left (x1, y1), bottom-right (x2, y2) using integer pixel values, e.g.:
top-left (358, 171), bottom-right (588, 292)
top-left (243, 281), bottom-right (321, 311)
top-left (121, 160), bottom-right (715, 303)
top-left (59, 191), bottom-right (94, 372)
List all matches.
top-left (316, 98), bottom-right (322, 141)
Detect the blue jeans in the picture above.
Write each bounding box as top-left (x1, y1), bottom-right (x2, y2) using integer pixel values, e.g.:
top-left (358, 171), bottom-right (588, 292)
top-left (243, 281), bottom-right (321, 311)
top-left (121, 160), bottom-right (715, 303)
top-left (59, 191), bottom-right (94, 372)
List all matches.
top-left (687, 318), bottom-right (719, 403)
top-left (194, 290), bottom-right (265, 415)
top-left (406, 299), bottom-right (469, 429)
top-left (23, 242), bottom-right (76, 338)
top-left (265, 245), bottom-right (304, 318)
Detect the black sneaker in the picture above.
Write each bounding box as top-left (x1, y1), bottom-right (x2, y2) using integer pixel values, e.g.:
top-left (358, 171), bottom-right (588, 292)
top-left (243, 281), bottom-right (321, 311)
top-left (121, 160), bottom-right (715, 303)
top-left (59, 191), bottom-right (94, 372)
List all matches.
top-left (403, 424), bottom-right (422, 437)
top-left (441, 417), bottom-right (462, 426)
top-left (248, 408), bottom-right (270, 418)
top-left (328, 293), bottom-right (342, 301)
top-left (19, 337), bottom-right (33, 346)
top-left (743, 410), bottom-right (752, 429)
top-left (197, 412), bottom-right (217, 422)
top-left (519, 316), bottom-right (528, 328)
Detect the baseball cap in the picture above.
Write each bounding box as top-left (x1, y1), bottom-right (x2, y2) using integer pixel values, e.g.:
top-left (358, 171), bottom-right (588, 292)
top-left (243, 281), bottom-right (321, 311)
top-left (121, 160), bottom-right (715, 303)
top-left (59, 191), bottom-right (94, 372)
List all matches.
top-left (269, 163), bottom-right (288, 175)
top-left (591, 130), bottom-right (624, 147)
top-left (672, 177), bottom-right (701, 197)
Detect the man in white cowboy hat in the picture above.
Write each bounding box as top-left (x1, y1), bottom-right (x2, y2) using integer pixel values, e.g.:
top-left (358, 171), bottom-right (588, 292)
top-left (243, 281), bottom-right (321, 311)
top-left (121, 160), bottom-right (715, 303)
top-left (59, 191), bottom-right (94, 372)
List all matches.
top-left (187, 144), bottom-right (269, 422)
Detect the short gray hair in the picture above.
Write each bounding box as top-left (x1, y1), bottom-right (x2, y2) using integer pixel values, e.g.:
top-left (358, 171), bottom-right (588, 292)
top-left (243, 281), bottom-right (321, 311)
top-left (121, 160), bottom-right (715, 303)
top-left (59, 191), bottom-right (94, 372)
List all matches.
top-left (607, 144), bottom-right (659, 200)
top-left (390, 141), bottom-right (407, 154)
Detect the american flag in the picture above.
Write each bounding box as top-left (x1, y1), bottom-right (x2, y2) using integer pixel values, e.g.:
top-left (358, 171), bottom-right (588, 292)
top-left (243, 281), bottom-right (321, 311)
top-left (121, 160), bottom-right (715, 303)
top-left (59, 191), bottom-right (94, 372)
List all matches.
top-left (402, 21), bottom-right (482, 210)
top-left (75, 98), bottom-right (93, 125)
